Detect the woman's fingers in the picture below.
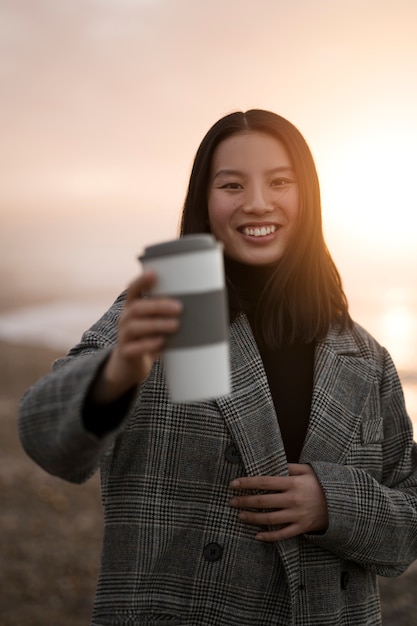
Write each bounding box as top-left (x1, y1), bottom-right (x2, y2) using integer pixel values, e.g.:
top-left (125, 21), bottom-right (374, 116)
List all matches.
top-left (229, 465), bottom-right (329, 540)
top-left (230, 492), bottom-right (285, 510)
top-left (125, 270), bottom-right (157, 304)
top-left (120, 313), bottom-right (181, 343)
top-left (95, 272), bottom-right (183, 402)
top-left (119, 274), bottom-right (183, 346)
top-left (230, 475), bottom-right (289, 491)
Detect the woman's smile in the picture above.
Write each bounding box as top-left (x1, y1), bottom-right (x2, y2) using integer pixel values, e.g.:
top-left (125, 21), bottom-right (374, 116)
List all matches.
top-left (238, 223), bottom-right (279, 238)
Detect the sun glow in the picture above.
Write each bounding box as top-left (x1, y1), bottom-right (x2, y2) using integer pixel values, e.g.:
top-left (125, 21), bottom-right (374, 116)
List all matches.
top-left (380, 306), bottom-right (416, 368)
top-left (320, 125), bottom-right (417, 252)
top-left (371, 287), bottom-right (417, 372)
top-left (403, 384), bottom-right (417, 437)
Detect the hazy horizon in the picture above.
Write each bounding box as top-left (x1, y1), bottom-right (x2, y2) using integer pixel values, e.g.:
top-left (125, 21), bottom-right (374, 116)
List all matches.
top-left (1, 0), bottom-right (416, 387)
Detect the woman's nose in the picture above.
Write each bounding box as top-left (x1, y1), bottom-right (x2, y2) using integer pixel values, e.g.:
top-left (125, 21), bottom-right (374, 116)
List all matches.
top-left (243, 188), bottom-right (273, 214)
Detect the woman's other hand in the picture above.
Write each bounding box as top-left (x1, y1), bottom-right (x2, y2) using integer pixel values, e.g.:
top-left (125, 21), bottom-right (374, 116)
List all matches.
top-left (229, 463), bottom-right (329, 541)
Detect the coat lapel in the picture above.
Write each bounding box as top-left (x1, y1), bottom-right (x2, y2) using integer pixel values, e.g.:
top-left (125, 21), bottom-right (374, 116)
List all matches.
top-left (215, 314), bottom-right (288, 478)
top-left (217, 318), bottom-right (376, 468)
top-left (300, 324), bottom-right (377, 464)
top-left (215, 314), bottom-right (300, 601)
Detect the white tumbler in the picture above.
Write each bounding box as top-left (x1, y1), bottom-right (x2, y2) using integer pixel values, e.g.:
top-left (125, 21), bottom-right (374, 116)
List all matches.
top-left (139, 234), bottom-right (231, 403)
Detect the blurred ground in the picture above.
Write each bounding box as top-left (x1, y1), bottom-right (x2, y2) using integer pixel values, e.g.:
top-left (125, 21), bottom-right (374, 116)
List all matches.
top-left (0, 340), bottom-right (102, 626)
top-left (1, 338), bottom-right (417, 625)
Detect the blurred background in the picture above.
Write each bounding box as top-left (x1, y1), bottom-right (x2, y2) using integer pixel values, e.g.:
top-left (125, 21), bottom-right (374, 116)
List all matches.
top-left (1, 0), bottom-right (416, 624)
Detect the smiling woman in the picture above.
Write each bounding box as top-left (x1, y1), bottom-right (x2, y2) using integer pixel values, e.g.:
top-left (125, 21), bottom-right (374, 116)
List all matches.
top-left (18, 109), bottom-right (417, 626)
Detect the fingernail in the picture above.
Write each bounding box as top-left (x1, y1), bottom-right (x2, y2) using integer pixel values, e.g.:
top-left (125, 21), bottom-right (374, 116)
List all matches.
top-left (230, 479), bottom-right (240, 488)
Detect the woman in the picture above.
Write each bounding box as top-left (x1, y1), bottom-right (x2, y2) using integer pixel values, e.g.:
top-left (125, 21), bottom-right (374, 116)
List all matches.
top-left (19, 110), bottom-right (417, 625)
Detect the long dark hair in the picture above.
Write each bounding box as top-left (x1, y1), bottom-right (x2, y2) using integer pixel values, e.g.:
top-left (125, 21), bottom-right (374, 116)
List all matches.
top-left (180, 109), bottom-right (351, 346)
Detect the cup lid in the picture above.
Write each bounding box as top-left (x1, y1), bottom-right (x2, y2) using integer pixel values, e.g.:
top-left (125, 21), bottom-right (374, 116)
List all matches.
top-left (140, 234), bottom-right (220, 260)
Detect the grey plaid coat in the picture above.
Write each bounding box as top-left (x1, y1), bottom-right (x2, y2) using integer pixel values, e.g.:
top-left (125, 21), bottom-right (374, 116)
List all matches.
top-left (19, 294), bottom-right (417, 625)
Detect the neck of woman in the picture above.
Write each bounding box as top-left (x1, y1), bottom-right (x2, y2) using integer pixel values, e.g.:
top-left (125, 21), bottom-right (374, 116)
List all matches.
top-left (224, 256), bottom-right (273, 323)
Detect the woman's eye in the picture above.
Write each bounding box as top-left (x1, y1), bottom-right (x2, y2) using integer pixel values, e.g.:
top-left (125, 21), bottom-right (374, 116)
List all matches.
top-left (271, 178), bottom-right (289, 187)
top-left (220, 182), bottom-right (242, 190)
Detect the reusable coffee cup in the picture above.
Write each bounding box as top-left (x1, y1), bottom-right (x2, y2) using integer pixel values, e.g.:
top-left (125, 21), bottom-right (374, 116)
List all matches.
top-left (139, 234), bottom-right (231, 403)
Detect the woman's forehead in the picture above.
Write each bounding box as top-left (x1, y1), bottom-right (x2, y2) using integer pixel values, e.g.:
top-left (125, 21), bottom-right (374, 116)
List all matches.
top-left (211, 131), bottom-right (293, 171)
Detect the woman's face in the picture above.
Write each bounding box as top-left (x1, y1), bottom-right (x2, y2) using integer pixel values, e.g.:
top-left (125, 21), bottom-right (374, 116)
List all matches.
top-left (207, 131), bottom-right (299, 266)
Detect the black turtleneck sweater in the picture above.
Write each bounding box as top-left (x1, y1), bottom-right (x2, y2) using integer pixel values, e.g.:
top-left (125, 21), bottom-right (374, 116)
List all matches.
top-left (226, 258), bottom-right (314, 463)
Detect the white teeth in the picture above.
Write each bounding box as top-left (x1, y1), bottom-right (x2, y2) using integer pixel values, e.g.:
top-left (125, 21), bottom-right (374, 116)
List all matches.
top-left (242, 225), bottom-right (277, 237)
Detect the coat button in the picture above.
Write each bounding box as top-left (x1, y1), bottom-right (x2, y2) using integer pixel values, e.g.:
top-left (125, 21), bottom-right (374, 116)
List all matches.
top-left (203, 543), bottom-right (223, 562)
top-left (225, 444), bottom-right (241, 464)
top-left (341, 571), bottom-right (350, 590)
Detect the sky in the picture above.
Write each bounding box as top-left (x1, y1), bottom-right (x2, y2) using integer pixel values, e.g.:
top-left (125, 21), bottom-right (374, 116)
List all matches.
top-left (1, 0), bottom-right (417, 320)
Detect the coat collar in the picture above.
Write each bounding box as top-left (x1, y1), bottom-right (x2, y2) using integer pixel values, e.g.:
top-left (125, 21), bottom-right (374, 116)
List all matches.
top-left (301, 323), bottom-right (377, 463)
top-left (216, 315), bottom-right (377, 471)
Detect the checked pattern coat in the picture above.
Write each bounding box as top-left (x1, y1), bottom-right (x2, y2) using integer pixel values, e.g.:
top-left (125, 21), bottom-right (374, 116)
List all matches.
top-left (19, 293), bottom-right (417, 625)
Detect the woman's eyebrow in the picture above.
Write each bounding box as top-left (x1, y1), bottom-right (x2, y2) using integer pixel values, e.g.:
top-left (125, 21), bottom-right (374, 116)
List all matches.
top-left (267, 166), bottom-right (295, 176)
top-left (212, 168), bottom-right (243, 180)
top-left (213, 166), bottom-right (295, 180)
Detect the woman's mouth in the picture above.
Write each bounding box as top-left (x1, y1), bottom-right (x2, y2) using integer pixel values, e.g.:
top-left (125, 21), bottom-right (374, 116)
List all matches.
top-left (240, 224), bottom-right (278, 237)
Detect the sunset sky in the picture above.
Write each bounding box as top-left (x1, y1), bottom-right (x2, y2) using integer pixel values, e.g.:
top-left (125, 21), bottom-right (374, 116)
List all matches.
top-left (1, 0), bottom-right (417, 319)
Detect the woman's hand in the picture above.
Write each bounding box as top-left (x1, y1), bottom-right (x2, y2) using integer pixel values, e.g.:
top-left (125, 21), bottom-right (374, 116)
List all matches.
top-left (91, 271), bottom-right (182, 404)
top-left (229, 463), bottom-right (329, 541)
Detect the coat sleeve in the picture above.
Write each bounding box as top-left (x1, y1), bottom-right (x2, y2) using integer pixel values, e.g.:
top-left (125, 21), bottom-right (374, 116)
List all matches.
top-left (308, 346), bottom-right (417, 577)
top-left (18, 292), bottom-right (137, 484)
